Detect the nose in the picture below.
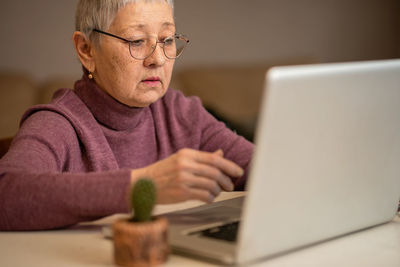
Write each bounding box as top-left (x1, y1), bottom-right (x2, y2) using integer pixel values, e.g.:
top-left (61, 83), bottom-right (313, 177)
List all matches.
top-left (143, 43), bottom-right (166, 67)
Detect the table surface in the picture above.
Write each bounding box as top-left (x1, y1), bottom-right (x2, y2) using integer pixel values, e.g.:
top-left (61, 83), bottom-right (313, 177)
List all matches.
top-left (1, 192), bottom-right (400, 267)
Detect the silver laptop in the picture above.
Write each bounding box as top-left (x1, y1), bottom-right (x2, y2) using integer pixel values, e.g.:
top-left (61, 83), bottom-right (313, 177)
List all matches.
top-left (165, 59), bottom-right (400, 265)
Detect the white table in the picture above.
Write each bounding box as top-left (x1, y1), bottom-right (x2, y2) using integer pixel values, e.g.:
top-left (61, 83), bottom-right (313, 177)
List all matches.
top-left (1, 192), bottom-right (399, 267)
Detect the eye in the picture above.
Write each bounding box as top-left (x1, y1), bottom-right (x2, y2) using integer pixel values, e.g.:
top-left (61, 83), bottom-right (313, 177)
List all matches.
top-left (163, 36), bottom-right (175, 46)
top-left (131, 38), bottom-right (146, 47)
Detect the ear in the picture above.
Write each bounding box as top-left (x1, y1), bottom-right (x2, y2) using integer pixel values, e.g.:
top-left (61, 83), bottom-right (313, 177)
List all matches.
top-left (73, 31), bottom-right (96, 73)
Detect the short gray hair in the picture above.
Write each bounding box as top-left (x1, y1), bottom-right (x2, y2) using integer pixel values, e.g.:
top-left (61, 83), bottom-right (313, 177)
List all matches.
top-left (75, 0), bottom-right (174, 44)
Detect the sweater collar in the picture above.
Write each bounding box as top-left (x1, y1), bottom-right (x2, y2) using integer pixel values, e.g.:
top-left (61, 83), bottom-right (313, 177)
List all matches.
top-left (74, 73), bottom-right (146, 131)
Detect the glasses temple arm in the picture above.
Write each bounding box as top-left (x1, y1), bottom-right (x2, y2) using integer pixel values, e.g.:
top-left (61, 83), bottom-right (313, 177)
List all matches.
top-left (93, 29), bottom-right (131, 43)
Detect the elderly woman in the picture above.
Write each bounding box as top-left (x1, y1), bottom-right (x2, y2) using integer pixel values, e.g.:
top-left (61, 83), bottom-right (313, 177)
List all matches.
top-left (0, 0), bottom-right (253, 230)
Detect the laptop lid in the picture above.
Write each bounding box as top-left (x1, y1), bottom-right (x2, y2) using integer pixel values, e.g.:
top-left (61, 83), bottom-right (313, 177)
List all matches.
top-left (236, 59), bottom-right (400, 264)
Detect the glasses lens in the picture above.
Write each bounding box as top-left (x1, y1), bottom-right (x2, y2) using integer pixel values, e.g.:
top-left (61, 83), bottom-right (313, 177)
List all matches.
top-left (165, 36), bottom-right (188, 59)
top-left (129, 35), bottom-right (188, 59)
top-left (129, 37), bottom-right (155, 59)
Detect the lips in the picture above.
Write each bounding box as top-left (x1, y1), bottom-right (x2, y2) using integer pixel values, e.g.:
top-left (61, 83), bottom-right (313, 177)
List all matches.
top-left (142, 76), bottom-right (161, 82)
top-left (141, 76), bottom-right (161, 87)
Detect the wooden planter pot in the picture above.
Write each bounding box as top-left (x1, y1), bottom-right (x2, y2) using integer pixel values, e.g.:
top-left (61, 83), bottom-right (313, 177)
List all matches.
top-left (113, 216), bottom-right (169, 267)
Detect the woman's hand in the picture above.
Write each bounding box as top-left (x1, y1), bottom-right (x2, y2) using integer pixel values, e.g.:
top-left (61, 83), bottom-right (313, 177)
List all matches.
top-left (130, 148), bottom-right (244, 204)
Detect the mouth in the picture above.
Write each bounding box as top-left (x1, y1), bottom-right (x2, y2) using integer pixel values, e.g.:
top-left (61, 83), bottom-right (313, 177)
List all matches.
top-left (141, 76), bottom-right (161, 86)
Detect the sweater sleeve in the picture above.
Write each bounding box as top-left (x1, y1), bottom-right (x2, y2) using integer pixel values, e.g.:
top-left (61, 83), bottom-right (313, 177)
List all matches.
top-left (0, 111), bottom-right (131, 230)
top-left (198, 105), bottom-right (254, 190)
top-left (167, 90), bottom-right (254, 190)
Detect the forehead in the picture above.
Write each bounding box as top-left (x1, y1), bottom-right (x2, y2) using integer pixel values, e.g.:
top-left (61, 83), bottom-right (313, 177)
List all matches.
top-left (109, 1), bottom-right (175, 32)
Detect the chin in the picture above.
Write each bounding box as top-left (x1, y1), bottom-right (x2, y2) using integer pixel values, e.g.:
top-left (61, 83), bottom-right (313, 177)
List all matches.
top-left (123, 86), bottom-right (167, 107)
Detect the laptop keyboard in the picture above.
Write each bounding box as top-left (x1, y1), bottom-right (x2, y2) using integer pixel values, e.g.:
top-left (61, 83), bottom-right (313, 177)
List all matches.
top-left (195, 221), bottom-right (240, 242)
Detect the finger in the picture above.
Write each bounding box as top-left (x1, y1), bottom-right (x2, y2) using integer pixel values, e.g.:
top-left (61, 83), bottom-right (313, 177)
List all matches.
top-left (213, 149), bottom-right (224, 157)
top-left (173, 154), bottom-right (233, 191)
top-left (155, 177), bottom-right (219, 204)
top-left (184, 173), bottom-right (222, 197)
top-left (188, 161), bottom-right (234, 192)
top-left (192, 150), bottom-right (244, 178)
top-left (188, 188), bottom-right (216, 203)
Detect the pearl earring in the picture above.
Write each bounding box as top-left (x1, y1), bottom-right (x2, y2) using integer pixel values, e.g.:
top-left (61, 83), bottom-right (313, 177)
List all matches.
top-left (88, 73), bottom-right (93, 79)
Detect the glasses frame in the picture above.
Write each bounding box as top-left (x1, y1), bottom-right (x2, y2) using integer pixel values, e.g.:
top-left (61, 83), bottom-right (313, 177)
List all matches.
top-left (92, 29), bottom-right (189, 60)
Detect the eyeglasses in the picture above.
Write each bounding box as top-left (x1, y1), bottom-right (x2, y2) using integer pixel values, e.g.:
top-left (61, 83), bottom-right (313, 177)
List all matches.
top-left (93, 29), bottom-right (189, 60)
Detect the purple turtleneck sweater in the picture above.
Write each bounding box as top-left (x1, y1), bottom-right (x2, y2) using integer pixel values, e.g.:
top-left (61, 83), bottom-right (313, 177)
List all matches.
top-left (0, 74), bottom-right (253, 230)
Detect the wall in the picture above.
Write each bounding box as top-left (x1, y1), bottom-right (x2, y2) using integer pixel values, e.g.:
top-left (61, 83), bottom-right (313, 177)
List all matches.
top-left (174, 0), bottom-right (400, 68)
top-left (0, 0), bottom-right (398, 81)
top-left (0, 0), bottom-right (80, 81)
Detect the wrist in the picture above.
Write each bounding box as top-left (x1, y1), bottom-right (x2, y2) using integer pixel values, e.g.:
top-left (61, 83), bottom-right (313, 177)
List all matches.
top-left (130, 167), bottom-right (148, 186)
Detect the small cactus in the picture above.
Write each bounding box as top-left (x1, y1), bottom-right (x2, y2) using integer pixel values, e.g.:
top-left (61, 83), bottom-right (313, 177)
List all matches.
top-left (131, 178), bottom-right (156, 222)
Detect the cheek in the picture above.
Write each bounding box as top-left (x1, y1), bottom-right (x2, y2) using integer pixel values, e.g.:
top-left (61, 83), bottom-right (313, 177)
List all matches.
top-left (111, 54), bottom-right (128, 75)
top-left (110, 55), bottom-right (141, 84)
top-left (164, 61), bottom-right (175, 84)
